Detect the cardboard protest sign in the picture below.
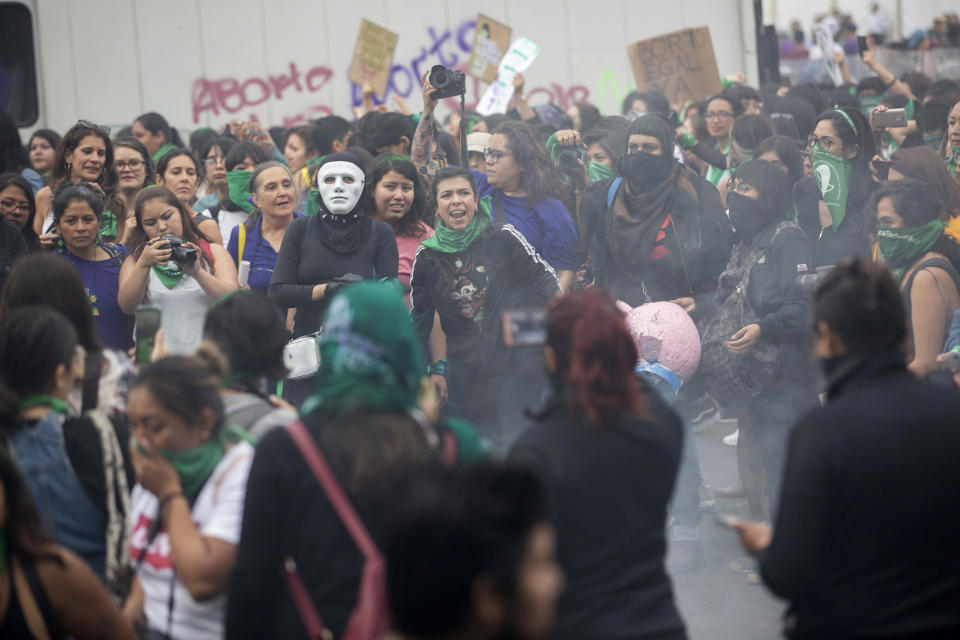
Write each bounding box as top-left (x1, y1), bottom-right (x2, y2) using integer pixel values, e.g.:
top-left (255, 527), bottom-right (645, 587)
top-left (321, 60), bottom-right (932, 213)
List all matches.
top-left (476, 37), bottom-right (541, 116)
top-left (468, 14), bottom-right (512, 84)
top-left (348, 19), bottom-right (399, 96)
top-left (627, 27), bottom-right (722, 105)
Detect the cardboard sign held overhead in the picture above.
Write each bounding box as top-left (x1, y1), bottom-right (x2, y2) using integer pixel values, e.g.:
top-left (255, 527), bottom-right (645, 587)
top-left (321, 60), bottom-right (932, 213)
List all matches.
top-left (348, 19), bottom-right (399, 96)
top-left (468, 14), bottom-right (512, 84)
top-left (627, 27), bottom-right (722, 106)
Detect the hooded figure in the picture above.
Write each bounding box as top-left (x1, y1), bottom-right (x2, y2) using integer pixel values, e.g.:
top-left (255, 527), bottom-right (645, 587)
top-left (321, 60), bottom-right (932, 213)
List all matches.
top-left (582, 114), bottom-right (732, 314)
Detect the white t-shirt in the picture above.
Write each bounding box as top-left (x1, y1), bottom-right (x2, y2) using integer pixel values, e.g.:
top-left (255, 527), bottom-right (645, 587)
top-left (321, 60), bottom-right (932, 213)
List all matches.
top-left (129, 441), bottom-right (254, 640)
top-left (214, 208), bottom-right (250, 247)
top-left (147, 268), bottom-right (209, 355)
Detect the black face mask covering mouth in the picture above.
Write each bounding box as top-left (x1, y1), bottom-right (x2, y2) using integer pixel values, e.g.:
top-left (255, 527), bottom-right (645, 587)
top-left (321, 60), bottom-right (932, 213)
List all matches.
top-left (618, 151), bottom-right (674, 194)
top-left (726, 191), bottom-right (767, 242)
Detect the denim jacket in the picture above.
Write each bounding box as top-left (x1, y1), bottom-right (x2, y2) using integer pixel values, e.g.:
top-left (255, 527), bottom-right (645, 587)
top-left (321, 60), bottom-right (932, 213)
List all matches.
top-left (8, 410), bottom-right (107, 579)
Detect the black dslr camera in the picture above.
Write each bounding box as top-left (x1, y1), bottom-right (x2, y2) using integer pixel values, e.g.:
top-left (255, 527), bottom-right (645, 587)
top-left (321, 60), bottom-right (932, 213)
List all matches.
top-left (159, 233), bottom-right (198, 268)
top-left (556, 146), bottom-right (587, 171)
top-left (429, 65), bottom-right (466, 99)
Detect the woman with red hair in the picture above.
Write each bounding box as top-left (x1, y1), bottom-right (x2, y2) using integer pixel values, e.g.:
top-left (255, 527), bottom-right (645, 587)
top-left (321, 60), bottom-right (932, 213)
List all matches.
top-left (509, 289), bottom-right (687, 640)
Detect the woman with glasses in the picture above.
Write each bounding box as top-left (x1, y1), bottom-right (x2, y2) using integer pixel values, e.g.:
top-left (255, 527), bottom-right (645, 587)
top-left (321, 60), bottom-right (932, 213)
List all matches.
top-left (683, 94), bottom-right (744, 187)
top-left (0, 172), bottom-right (41, 251)
top-left (196, 135), bottom-right (237, 222)
top-left (33, 121), bottom-right (125, 246)
top-left (113, 137), bottom-right (154, 245)
top-left (156, 148), bottom-right (223, 245)
top-left (808, 107), bottom-right (878, 267)
top-left (202, 142), bottom-right (271, 244)
top-left (227, 162), bottom-right (303, 293)
top-left (412, 73), bottom-right (579, 290)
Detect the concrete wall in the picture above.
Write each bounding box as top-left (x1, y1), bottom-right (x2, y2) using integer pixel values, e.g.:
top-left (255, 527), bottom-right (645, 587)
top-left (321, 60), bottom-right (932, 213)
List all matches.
top-left (20, 0), bottom-right (754, 134)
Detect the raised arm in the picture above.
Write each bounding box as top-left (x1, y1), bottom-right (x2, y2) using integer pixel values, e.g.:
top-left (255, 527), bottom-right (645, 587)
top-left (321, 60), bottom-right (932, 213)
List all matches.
top-left (411, 71), bottom-right (443, 195)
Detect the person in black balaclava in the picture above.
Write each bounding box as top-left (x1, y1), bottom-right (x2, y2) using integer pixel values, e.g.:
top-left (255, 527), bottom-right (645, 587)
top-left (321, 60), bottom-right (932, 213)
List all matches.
top-left (579, 113), bottom-right (732, 568)
top-left (697, 159), bottom-right (818, 530)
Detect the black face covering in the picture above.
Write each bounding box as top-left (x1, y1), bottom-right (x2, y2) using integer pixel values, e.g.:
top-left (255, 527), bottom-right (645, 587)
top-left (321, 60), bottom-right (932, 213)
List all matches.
top-left (618, 151), bottom-right (674, 194)
top-left (726, 191), bottom-right (767, 243)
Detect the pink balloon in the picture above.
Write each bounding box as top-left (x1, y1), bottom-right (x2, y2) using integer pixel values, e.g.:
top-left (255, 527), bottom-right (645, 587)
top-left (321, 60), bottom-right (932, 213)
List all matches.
top-left (622, 301), bottom-right (701, 381)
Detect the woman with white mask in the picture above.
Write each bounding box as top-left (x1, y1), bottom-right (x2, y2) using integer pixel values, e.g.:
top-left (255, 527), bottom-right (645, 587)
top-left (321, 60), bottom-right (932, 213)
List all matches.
top-left (269, 153), bottom-right (399, 403)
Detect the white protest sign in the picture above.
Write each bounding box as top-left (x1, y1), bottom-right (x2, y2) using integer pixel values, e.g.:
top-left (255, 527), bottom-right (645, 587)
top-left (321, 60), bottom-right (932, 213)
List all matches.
top-left (812, 24), bottom-right (844, 86)
top-left (476, 37), bottom-right (541, 116)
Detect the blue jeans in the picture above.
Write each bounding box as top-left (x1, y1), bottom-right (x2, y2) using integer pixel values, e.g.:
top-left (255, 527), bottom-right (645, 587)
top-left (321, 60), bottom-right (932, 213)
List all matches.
top-left (9, 411), bottom-right (107, 579)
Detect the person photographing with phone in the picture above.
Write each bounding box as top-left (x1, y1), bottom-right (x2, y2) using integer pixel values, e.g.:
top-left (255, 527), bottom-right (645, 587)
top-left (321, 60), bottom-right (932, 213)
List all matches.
top-left (724, 258), bottom-right (960, 639)
top-left (118, 186), bottom-right (238, 356)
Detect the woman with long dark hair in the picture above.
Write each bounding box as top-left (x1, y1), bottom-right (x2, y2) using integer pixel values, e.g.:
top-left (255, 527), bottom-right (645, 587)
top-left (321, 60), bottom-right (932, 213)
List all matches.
top-left (509, 289), bottom-right (687, 640)
top-left (132, 111), bottom-right (184, 165)
top-left (155, 148), bottom-right (222, 244)
top-left (365, 153), bottom-right (434, 290)
top-left (113, 137), bottom-right (155, 245)
top-left (412, 74), bottom-right (578, 290)
top-left (0, 172), bottom-right (41, 251)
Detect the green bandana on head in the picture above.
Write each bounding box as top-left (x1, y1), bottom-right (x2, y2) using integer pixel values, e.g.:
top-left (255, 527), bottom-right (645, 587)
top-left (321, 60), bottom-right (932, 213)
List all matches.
top-left (421, 198), bottom-right (491, 254)
top-left (145, 423), bottom-right (253, 500)
top-left (588, 161), bottom-right (618, 183)
top-left (302, 280), bottom-right (423, 418)
top-left (227, 170), bottom-right (257, 214)
top-left (99, 210), bottom-right (118, 240)
top-left (152, 144), bottom-right (178, 165)
top-left (153, 260), bottom-right (186, 289)
top-left (877, 219), bottom-right (945, 281)
top-left (812, 143), bottom-right (852, 230)
top-left (859, 93), bottom-right (885, 120)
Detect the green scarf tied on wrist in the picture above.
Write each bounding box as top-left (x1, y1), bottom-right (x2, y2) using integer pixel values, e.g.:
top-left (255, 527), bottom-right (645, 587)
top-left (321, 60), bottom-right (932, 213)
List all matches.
top-left (877, 219), bottom-right (945, 282)
top-left (301, 280), bottom-right (423, 418)
top-left (226, 170), bottom-right (257, 214)
top-left (421, 200), bottom-right (491, 254)
top-left (18, 394), bottom-right (74, 416)
top-left (146, 423), bottom-right (254, 500)
top-left (152, 261), bottom-right (186, 289)
top-left (587, 161), bottom-right (618, 183)
top-left (812, 143), bottom-right (853, 230)
top-left (152, 144), bottom-right (178, 165)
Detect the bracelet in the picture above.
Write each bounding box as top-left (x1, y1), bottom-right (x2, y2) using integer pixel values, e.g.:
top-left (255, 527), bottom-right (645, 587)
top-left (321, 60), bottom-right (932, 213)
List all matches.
top-left (159, 491), bottom-right (184, 510)
top-left (427, 359), bottom-right (448, 377)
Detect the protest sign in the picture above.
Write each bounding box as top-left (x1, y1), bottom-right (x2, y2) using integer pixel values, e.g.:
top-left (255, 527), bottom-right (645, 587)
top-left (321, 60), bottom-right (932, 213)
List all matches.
top-left (812, 24), bottom-right (844, 86)
top-left (468, 14), bottom-right (512, 84)
top-left (348, 19), bottom-right (399, 96)
top-left (476, 36), bottom-right (541, 116)
top-left (627, 27), bottom-right (721, 105)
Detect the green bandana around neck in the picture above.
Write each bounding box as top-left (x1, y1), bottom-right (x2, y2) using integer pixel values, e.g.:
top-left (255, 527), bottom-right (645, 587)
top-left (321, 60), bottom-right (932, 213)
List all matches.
top-left (811, 143), bottom-right (853, 230)
top-left (706, 142), bottom-right (730, 187)
top-left (152, 144), bottom-right (178, 165)
top-left (302, 280), bottom-right (423, 418)
top-left (227, 170), bottom-right (257, 213)
top-left (948, 147), bottom-right (960, 179)
top-left (99, 210), bottom-right (118, 240)
top-left (148, 423), bottom-right (253, 500)
top-left (877, 219), bottom-right (945, 281)
top-left (421, 200), bottom-right (491, 254)
top-left (588, 161), bottom-right (618, 183)
top-left (152, 260), bottom-right (186, 289)
top-left (304, 189), bottom-right (322, 216)
top-left (924, 133), bottom-right (944, 152)
top-left (18, 394), bottom-right (74, 417)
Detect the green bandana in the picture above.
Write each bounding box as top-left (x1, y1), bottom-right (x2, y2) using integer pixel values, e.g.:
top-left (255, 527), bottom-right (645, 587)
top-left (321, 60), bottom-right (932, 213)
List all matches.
top-left (859, 92), bottom-right (885, 120)
top-left (302, 280), bottom-right (423, 417)
top-left (882, 130), bottom-right (901, 155)
top-left (588, 161), bottom-right (618, 183)
top-left (924, 133), bottom-right (944, 152)
top-left (706, 143), bottom-right (730, 187)
top-left (303, 189), bottom-right (322, 216)
top-left (152, 144), bottom-right (178, 165)
top-left (149, 423), bottom-right (254, 500)
top-left (421, 201), bottom-right (491, 253)
top-left (877, 219), bottom-right (945, 282)
top-left (18, 394), bottom-right (74, 416)
top-left (948, 147), bottom-right (960, 179)
top-left (152, 261), bottom-right (186, 289)
top-left (227, 170), bottom-right (257, 214)
top-left (811, 143), bottom-right (853, 230)
top-left (99, 210), bottom-right (117, 241)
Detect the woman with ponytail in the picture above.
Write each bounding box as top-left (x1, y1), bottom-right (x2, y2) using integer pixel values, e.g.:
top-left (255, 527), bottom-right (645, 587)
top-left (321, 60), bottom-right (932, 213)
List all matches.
top-left (509, 288), bottom-right (687, 640)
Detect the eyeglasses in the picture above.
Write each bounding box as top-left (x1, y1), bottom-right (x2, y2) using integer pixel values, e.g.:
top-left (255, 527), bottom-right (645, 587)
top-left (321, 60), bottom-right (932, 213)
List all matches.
top-left (807, 134), bottom-right (839, 154)
top-left (116, 159), bottom-right (145, 171)
top-left (483, 149), bottom-right (513, 164)
top-left (0, 198), bottom-right (30, 213)
top-left (704, 111), bottom-right (734, 121)
top-left (76, 119), bottom-right (111, 136)
top-left (204, 156), bottom-right (225, 167)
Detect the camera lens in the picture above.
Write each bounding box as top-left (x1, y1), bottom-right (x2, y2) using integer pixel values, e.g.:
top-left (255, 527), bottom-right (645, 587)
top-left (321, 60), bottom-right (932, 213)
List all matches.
top-left (434, 70), bottom-right (448, 85)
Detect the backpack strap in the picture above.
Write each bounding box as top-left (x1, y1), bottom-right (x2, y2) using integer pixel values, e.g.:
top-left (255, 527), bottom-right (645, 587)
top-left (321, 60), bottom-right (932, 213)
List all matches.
top-left (606, 176), bottom-right (623, 209)
top-left (21, 555), bottom-right (61, 640)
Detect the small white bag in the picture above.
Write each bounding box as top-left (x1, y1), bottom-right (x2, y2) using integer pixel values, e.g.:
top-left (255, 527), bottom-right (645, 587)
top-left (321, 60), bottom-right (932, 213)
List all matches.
top-left (283, 331), bottom-right (322, 380)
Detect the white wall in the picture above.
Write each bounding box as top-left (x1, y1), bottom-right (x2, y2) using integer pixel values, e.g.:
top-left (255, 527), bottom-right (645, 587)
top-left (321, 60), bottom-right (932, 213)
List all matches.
top-left (23, 0), bottom-right (755, 135)
top-left (763, 0), bottom-right (958, 40)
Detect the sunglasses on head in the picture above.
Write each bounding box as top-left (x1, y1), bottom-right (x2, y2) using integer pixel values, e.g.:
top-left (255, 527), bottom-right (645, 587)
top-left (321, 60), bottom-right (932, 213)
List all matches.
top-left (76, 119), bottom-right (111, 136)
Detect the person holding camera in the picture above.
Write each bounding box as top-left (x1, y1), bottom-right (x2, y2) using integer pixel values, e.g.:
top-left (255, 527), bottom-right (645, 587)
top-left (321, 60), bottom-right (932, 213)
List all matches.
top-left (728, 258), bottom-right (960, 640)
top-left (118, 186), bottom-right (238, 355)
top-left (410, 166), bottom-right (560, 451)
top-left (412, 71), bottom-right (579, 291)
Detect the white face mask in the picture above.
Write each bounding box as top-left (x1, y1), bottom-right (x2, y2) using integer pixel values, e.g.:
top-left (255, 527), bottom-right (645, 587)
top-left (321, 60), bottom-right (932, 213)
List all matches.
top-left (317, 161), bottom-right (365, 214)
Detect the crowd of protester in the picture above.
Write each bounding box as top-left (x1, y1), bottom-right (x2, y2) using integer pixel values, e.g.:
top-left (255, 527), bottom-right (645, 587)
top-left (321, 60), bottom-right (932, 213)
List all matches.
top-left (1, 23), bottom-right (960, 639)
